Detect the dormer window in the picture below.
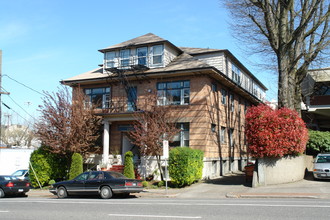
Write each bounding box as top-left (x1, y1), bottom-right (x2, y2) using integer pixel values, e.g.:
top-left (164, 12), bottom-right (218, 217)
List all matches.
top-left (104, 44), bottom-right (164, 70)
top-left (232, 64), bottom-right (241, 84)
top-left (120, 49), bottom-right (130, 67)
top-left (105, 51), bottom-right (117, 68)
top-left (151, 45), bottom-right (163, 66)
top-left (137, 47), bottom-right (148, 66)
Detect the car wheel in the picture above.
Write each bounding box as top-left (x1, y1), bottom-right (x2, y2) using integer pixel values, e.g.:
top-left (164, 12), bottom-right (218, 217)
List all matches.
top-left (0, 188), bottom-right (5, 198)
top-left (100, 186), bottom-right (113, 199)
top-left (57, 187), bottom-right (67, 199)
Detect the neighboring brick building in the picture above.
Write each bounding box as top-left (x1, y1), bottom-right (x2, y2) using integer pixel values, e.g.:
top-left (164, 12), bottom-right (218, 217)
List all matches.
top-left (62, 33), bottom-right (267, 179)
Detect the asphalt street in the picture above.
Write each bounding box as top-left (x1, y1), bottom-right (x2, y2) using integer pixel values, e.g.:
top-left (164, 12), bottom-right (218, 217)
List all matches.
top-left (1, 172), bottom-right (330, 220)
top-left (1, 197), bottom-right (330, 220)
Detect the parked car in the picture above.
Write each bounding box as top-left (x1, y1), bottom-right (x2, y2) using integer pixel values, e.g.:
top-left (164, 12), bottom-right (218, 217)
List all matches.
top-left (49, 171), bottom-right (143, 199)
top-left (11, 169), bottom-right (29, 181)
top-left (313, 153), bottom-right (330, 180)
top-left (0, 175), bottom-right (30, 198)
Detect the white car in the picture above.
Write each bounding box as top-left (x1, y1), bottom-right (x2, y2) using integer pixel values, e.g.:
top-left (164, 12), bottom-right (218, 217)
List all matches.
top-left (313, 153), bottom-right (330, 180)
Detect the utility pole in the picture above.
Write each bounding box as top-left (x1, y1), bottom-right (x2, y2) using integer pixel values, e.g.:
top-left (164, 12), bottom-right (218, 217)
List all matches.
top-left (0, 50), bottom-right (10, 146)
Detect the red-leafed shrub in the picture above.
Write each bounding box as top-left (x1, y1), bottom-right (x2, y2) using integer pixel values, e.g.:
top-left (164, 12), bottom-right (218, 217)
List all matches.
top-left (245, 104), bottom-right (308, 158)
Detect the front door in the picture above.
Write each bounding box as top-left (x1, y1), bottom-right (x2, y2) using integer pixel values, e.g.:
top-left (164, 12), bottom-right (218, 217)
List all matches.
top-left (121, 133), bottom-right (140, 162)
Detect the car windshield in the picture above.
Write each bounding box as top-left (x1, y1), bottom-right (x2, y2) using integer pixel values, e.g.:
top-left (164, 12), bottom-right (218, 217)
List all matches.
top-left (12, 170), bottom-right (27, 176)
top-left (316, 156), bottom-right (330, 163)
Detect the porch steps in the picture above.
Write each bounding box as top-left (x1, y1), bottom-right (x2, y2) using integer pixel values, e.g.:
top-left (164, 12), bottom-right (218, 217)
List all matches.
top-left (109, 165), bottom-right (124, 173)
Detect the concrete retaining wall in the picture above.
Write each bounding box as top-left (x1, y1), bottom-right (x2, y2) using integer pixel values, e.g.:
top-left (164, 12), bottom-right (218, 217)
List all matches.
top-left (252, 155), bottom-right (313, 187)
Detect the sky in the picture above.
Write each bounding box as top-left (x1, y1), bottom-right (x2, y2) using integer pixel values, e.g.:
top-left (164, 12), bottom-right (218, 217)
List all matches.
top-left (0, 0), bottom-right (278, 126)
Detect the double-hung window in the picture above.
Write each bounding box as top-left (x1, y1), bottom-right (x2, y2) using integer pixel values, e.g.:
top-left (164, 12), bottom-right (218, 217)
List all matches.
top-left (230, 94), bottom-right (234, 112)
top-left (170, 123), bottom-right (189, 147)
top-left (85, 87), bottom-right (110, 109)
top-left (120, 49), bottom-right (130, 67)
top-left (221, 89), bottom-right (227, 105)
top-left (137, 47), bottom-right (148, 66)
top-left (105, 51), bottom-right (117, 68)
top-left (151, 45), bottom-right (163, 66)
top-left (232, 64), bottom-right (241, 84)
top-left (157, 80), bottom-right (190, 105)
top-left (220, 127), bottom-right (226, 143)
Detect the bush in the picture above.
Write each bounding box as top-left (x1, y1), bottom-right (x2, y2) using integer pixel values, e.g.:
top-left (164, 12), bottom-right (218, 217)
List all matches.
top-left (29, 151), bottom-right (51, 187)
top-left (157, 181), bottom-right (165, 187)
top-left (306, 130), bottom-right (330, 156)
top-left (123, 151), bottom-right (135, 179)
top-left (142, 181), bottom-right (148, 187)
top-left (38, 145), bottom-right (70, 181)
top-left (245, 104), bottom-right (308, 158)
top-left (69, 153), bottom-right (83, 180)
top-left (48, 179), bottom-right (56, 185)
top-left (169, 147), bottom-right (204, 187)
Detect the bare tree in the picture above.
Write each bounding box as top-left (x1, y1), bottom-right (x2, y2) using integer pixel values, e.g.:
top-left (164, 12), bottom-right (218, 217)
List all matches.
top-left (1, 125), bottom-right (37, 148)
top-left (128, 92), bottom-right (181, 181)
top-left (35, 86), bottom-right (102, 158)
top-left (224, 0), bottom-right (330, 112)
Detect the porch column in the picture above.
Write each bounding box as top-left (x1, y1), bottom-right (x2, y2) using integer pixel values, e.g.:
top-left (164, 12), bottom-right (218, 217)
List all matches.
top-left (103, 120), bottom-right (111, 164)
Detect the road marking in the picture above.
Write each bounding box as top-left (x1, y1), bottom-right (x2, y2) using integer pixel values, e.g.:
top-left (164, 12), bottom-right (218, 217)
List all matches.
top-left (108, 214), bottom-right (201, 219)
top-left (0, 211), bottom-right (9, 213)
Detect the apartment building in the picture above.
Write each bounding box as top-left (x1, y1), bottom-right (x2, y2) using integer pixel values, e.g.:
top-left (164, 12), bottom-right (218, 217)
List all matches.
top-left (62, 33), bottom-right (267, 178)
top-left (301, 67), bottom-right (330, 131)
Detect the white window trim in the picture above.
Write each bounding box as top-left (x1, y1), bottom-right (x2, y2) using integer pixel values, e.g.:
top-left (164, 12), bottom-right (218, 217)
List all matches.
top-left (150, 45), bottom-right (164, 67)
top-left (136, 47), bottom-right (148, 66)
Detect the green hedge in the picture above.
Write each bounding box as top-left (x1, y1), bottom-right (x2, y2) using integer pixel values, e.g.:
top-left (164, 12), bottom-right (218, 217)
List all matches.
top-left (29, 151), bottom-right (51, 187)
top-left (123, 151), bottom-right (135, 179)
top-left (69, 153), bottom-right (83, 180)
top-left (306, 130), bottom-right (330, 156)
top-left (169, 147), bottom-right (204, 187)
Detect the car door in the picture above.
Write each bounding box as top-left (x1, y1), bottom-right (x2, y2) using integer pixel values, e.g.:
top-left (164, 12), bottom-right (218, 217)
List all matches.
top-left (66, 172), bottom-right (89, 195)
top-left (84, 171), bottom-right (104, 195)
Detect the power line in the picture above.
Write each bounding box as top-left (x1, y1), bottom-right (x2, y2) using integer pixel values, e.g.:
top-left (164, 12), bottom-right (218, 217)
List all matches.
top-left (2, 102), bottom-right (34, 127)
top-left (2, 74), bottom-right (44, 96)
top-left (1, 86), bottom-right (37, 121)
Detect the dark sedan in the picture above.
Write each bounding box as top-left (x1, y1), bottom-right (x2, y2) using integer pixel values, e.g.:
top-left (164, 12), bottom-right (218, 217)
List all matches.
top-left (49, 171), bottom-right (143, 199)
top-left (0, 175), bottom-right (30, 198)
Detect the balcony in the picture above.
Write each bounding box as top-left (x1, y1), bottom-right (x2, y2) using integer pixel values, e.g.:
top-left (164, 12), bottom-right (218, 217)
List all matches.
top-left (95, 100), bottom-right (138, 115)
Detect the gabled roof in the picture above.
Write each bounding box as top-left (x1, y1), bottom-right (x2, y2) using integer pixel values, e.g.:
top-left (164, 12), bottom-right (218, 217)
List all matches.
top-left (99, 33), bottom-right (182, 53)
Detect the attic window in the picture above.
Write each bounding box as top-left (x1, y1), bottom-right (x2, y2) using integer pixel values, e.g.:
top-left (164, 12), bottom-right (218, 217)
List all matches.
top-left (105, 52), bottom-right (117, 68)
top-left (151, 45), bottom-right (163, 66)
top-left (120, 49), bottom-right (130, 67)
top-left (137, 47), bottom-right (148, 66)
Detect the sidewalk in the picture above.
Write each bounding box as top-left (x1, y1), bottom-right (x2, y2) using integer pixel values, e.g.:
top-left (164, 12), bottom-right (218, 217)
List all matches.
top-left (27, 172), bottom-right (330, 199)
